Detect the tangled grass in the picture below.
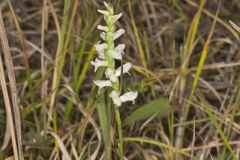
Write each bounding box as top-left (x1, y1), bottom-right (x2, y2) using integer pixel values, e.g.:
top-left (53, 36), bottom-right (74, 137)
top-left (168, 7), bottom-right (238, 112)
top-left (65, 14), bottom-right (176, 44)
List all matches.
top-left (0, 0), bottom-right (240, 159)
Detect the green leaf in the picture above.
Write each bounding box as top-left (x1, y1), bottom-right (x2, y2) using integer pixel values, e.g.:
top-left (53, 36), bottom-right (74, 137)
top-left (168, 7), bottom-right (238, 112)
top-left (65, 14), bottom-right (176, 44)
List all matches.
top-left (96, 89), bottom-right (112, 160)
top-left (123, 98), bottom-right (174, 126)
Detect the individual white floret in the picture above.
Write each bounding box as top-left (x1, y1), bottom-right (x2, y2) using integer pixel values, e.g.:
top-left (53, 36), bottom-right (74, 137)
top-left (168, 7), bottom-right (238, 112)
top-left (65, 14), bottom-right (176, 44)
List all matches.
top-left (97, 9), bottom-right (110, 16)
top-left (94, 80), bottom-right (112, 88)
top-left (95, 42), bottom-right (107, 59)
top-left (105, 68), bottom-right (118, 82)
top-left (115, 44), bottom-right (125, 54)
top-left (108, 50), bottom-right (122, 60)
top-left (100, 32), bottom-right (106, 40)
top-left (113, 29), bottom-right (125, 40)
top-left (97, 25), bottom-right (109, 32)
top-left (91, 58), bottom-right (108, 72)
top-left (109, 90), bottom-right (138, 106)
top-left (119, 91), bottom-right (138, 104)
top-left (107, 44), bottom-right (125, 60)
top-left (111, 13), bottom-right (123, 23)
top-left (105, 63), bottom-right (132, 82)
top-left (95, 42), bottom-right (107, 54)
top-left (115, 63), bottom-right (132, 76)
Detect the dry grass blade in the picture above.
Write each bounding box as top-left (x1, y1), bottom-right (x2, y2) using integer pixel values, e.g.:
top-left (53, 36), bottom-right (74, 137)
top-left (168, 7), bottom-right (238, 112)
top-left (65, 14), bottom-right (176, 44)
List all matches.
top-left (1, 119), bottom-right (11, 151)
top-left (0, 6), bottom-right (23, 160)
top-left (47, 131), bottom-right (71, 160)
top-left (229, 20), bottom-right (240, 33)
top-left (6, 0), bottom-right (30, 74)
top-left (40, 0), bottom-right (48, 129)
top-left (47, 0), bottom-right (63, 125)
top-left (0, 54), bottom-right (19, 160)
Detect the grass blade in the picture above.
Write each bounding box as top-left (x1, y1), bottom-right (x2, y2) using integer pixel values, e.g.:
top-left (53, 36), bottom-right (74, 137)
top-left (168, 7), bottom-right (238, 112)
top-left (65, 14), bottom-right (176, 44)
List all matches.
top-left (198, 94), bottom-right (237, 160)
top-left (0, 7), bottom-right (23, 160)
top-left (49, 0), bottom-right (78, 126)
top-left (127, 0), bottom-right (147, 69)
top-left (64, 47), bottom-right (95, 119)
top-left (124, 137), bottom-right (197, 159)
top-left (123, 98), bottom-right (174, 126)
top-left (0, 52), bottom-right (19, 160)
top-left (47, 132), bottom-right (71, 160)
top-left (97, 89), bottom-right (112, 160)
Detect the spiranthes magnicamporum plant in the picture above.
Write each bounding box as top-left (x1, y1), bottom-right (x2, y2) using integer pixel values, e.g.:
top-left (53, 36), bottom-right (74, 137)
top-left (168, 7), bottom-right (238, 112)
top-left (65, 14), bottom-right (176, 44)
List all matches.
top-left (91, 2), bottom-right (138, 160)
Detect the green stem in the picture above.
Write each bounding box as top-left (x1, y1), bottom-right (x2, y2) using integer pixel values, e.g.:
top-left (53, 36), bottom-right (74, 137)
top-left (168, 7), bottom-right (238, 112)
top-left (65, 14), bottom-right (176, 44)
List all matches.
top-left (115, 107), bottom-right (123, 160)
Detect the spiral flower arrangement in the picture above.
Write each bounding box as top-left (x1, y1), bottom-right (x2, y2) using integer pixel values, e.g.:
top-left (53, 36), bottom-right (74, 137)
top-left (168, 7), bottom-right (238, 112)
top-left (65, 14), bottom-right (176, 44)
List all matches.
top-left (91, 2), bottom-right (137, 107)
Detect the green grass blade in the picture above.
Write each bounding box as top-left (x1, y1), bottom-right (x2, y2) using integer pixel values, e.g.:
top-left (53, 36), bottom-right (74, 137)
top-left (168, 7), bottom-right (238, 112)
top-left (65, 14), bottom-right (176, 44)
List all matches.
top-left (97, 89), bottom-right (112, 160)
top-left (64, 47), bottom-right (95, 119)
top-left (49, 0), bottom-right (78, 125)
top-left (123, 98), bottom-right (174, 126)
top-left (222, 84), bottom-right (240, 159)
top-left (171, 0), bottom-right (186, 18)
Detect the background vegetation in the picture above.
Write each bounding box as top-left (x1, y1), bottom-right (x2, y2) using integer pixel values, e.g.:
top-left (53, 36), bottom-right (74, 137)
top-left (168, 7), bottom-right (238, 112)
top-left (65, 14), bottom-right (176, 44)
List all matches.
top-left (0, 0), bottom-right (240, 159)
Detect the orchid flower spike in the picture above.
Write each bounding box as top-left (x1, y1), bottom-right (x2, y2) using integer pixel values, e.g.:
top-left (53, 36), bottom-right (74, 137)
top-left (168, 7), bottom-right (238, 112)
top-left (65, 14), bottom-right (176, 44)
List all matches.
top-left (92, 1), bottom-right (137, 107)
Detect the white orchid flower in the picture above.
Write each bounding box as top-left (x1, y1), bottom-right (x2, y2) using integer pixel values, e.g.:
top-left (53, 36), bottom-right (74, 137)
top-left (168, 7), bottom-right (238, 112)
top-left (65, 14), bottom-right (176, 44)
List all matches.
top-left (109, 91), bottom-right (121, 106)
top-left (100, 32), bottom-right (106, 40)
top-left (104, 1), bottom-right (111, 8)
top-left (105, 63), bottom-right (132, 82)
top-left (111, 13), bottom-right (123, 23)
top-left (91, 58), bottom-right (108, 72)
top-left (95, 42), bottom-right (107, 59)
top-left (95, 42), bottom-right (107, 54)
top-left (98, 52), bottom-right (105, 59)
top-left (110, 90), bottom-right (138, 106)
top-left (120, 91), bottom-right (138, 104)
top-left (115, 63), bottom-right (132, 76)
top-left (107, 44), bottom-right (125, 60)
top-left (94, 80), bottom-right (112, 88)
top-left (115, 44), bottom-right (125, 54)
top-left (97, 25), bottom-right (109, 32)
top-left (97, 9), bottom-right (109, 16)
top-left (108, 49), bottom-right (122, 60)
top-left (103, 1), bottom-right (114, 13)
top-left (105, 68), bottom-right (118, 82)
top-left (101, 29), bottom-right (125, 41)
top-left (113, 29), bottom-right (125, 40)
